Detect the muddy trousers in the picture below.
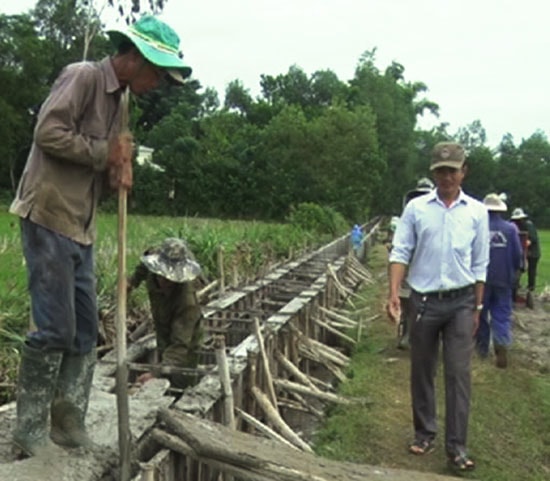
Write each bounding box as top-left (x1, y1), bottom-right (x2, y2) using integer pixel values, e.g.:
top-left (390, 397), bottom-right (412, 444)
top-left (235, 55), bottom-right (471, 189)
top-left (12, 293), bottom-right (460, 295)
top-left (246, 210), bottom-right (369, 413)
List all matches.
top-left (409, 289), bottom-right (475, 457)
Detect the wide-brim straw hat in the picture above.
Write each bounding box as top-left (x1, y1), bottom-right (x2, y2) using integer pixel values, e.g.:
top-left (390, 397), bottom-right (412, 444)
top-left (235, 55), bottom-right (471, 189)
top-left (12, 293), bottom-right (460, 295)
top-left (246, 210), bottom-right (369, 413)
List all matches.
top-left (510, 207), bottom-right (528, 220)
top-left (141, 238), bottom-right (201, 283)
top-left (107, 15), bottom-right (192, 84)
top-left (483, 193), bottom-right (507, 212)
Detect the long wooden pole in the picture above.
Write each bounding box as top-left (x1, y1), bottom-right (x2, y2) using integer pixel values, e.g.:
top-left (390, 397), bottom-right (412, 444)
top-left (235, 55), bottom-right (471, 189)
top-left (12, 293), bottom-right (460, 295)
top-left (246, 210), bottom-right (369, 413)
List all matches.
top-left (116, 89), bottom-right (131, 481)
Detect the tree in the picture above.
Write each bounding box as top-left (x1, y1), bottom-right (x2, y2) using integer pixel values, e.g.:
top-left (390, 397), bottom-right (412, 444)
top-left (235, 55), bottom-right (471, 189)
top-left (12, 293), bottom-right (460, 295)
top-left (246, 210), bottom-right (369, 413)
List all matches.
top-left (0, 13), bottom-right (51, 192)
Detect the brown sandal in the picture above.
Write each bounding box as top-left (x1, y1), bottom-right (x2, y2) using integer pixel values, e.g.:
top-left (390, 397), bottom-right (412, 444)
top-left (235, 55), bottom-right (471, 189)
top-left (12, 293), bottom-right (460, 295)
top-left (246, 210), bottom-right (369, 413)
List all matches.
top-left (409, 438), bottom-right (435, 455)
top-left (447, 451), bottom-right (475, 471)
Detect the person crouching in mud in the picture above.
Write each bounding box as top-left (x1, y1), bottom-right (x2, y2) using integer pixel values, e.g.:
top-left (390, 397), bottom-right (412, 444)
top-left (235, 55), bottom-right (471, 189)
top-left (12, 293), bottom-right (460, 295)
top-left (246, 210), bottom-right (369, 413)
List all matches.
top-left (128, 237), bottom-right (204, 388)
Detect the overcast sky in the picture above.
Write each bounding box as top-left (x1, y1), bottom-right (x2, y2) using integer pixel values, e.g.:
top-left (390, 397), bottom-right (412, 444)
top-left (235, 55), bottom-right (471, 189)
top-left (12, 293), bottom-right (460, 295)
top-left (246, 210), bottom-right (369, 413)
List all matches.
top-left (3, 1), bottom-right (549, 148)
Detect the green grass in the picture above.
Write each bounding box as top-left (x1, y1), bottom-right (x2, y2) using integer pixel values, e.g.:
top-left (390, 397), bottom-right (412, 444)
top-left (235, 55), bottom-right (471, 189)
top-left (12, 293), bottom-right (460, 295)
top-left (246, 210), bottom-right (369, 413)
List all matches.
top-left (535, 230), bottom-right (550, 292)
top-left (313, 244), bottom-right (550, 480)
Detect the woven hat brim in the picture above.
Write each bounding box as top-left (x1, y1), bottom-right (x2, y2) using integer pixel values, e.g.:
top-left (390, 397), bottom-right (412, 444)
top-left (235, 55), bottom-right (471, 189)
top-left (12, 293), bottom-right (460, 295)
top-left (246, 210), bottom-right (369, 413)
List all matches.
top-left (487, 205), bottom-right (507, 212)
top-left (141, 254), bottom-right (201, 283)
top-left (107, 30), bottom-right (192, 80)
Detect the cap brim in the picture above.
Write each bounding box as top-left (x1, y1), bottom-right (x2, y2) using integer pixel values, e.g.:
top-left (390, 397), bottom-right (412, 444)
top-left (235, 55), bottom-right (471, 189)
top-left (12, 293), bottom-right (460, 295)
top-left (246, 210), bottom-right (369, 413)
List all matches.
top-left (430, 160), bottom-right (465, 171)
top-left (107, 29), bottom-right (192, 80)
top-left (487, 206), bottom-right (507, 212)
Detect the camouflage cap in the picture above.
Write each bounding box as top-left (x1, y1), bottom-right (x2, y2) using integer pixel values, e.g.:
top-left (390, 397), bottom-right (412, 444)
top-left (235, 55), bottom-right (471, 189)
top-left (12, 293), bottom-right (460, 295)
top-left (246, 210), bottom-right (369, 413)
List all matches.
top-left (430, 142), bottom-right (465, 171)
top-left (141, 238), bottom-right (201, 283)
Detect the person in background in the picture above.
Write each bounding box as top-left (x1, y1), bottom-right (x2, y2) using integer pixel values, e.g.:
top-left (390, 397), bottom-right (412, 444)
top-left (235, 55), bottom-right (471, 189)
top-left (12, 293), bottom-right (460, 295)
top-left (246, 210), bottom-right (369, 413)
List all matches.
top-left (9, 15), bottom-right (192, 457)
top-left (510, 207), bottom-right (540, 308)
top-left (128, 238), bottom-right (204, 388)
top-left (351, 224), bottom-right (364, 256)
top-left (476, 194), bottom-right (522, 368)
top-left (387, 142), bottom-right (489, 473)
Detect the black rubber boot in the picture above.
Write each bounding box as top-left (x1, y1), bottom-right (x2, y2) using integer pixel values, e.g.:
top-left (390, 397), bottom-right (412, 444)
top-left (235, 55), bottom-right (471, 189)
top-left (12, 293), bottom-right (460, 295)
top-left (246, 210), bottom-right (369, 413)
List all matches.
top-left (50, 349), bottom-right (96, 448)
top-left (12, 343), bottom-right (65, 457)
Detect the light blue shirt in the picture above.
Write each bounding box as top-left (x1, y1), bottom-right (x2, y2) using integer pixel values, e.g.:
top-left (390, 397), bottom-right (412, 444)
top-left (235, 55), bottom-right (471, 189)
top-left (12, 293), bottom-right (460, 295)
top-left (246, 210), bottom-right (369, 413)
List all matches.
top-left (389, 189), bottom-right (490, 293)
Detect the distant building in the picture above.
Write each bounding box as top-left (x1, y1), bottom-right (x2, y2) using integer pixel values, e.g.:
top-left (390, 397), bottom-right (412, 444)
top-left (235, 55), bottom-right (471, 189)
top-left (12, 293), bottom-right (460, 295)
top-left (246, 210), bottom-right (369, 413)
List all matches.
top-left (135, 145), bottom-right (164, 172)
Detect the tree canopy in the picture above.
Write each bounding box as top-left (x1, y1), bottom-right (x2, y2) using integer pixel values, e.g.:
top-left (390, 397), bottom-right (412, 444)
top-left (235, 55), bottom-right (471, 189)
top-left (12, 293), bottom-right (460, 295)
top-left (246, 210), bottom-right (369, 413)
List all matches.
top-left (1, 0), bottom-right (549, 227)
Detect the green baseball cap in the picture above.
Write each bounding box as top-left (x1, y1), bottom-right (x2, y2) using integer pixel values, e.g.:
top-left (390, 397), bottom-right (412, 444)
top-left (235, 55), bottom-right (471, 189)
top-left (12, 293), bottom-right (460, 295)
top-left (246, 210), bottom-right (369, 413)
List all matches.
top-left (107, 15), bottom-right (192, 84)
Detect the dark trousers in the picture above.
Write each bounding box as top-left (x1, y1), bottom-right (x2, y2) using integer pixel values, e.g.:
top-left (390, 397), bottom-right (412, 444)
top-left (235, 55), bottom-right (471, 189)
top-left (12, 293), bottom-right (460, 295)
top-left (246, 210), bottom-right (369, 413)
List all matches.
top-left (21, 218), bottom-right (98, 354)
top-left (527, 256), bottom-right (539, 291)
top-left (409, 289), bottom-right (475, 456)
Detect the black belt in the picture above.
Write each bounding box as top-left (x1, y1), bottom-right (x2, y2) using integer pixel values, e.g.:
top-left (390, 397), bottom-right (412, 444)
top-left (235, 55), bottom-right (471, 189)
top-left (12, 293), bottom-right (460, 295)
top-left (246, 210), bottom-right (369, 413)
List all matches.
top-left (423, 285), bottom-right (474, 300)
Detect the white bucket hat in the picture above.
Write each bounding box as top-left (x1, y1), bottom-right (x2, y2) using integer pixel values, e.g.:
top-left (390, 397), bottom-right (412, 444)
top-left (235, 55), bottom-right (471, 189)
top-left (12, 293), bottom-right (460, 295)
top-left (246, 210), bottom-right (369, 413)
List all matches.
top-left (483, 193), bottom-right (507, 212)
top-left (510, 207), bottom-right (528, 220)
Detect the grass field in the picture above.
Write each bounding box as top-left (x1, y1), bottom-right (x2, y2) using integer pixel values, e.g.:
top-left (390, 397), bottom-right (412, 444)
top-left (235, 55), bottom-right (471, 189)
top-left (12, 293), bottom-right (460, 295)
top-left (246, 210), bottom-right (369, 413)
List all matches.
top-left (535, 230), bottom-right (550, 293)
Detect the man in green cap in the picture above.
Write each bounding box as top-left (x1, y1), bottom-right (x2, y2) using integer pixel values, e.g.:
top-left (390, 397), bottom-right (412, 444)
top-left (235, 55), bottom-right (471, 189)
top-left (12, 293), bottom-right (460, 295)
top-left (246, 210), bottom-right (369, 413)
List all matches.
top-left (128, 238), bottom-right (204, 388)
top-left (9, 16), bottom-right (191, 457)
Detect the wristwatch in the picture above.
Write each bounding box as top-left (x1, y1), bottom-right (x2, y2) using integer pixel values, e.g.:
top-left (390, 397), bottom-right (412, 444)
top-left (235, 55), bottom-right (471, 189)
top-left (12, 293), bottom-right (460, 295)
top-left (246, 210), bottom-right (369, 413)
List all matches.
top-left (474, 304), bottom-right (484, 311)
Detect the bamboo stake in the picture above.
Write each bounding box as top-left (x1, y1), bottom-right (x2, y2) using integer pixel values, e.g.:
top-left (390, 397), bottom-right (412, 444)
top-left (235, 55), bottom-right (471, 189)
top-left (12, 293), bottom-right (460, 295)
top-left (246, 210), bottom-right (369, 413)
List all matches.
top-left (197, 279), bottom-right (219, 300)
top-left (297, 346), bottom-right (346, 383)
top-left (115, 88), bottom-right (131, 481)
top-left (274, 350), bottom-right (319, 392)
top-left (235, 407), bottom-right (298, 450)
top-left (318, 306), bottom-right (358, 327)
top-left (285, 392), bottom-right (324, 419)
top-left (307, 338), bottom-right (350, 364)
top-left (215, 336), bottom-right (235, 429)
top-left (246, 349), bottom-right (258, 427)
top-left (313, 317), bottom-right (357, 345)
top-left (274, 378), bottom-right (352, 405)
top-left (139, 464), bottom-right (154, 481)
top-left (307, 374), bottom-right (335, 392)
top-left (218, 246), bottom-right (225, 295)
top-left (253, 317), bottom-right (278, 410)
top-left (251, 386), bottom-right (313, 452)
top-left (288, 323), bottom-right (350, 365)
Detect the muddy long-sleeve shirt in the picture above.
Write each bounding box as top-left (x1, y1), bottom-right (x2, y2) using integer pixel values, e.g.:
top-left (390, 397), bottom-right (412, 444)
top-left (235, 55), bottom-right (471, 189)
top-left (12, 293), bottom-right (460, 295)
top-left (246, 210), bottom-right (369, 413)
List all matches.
top-left (10, 57), bottom-right (122, 245)
top-left (129, 263), bottom-right (203, 368)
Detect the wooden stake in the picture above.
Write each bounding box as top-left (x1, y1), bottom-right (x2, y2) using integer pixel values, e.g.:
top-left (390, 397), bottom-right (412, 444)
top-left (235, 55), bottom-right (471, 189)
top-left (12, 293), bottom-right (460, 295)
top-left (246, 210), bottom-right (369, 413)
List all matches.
top-left (251, 386), bottom-right (313, 452)
top-left (274, 350), bottom-right (319, 392)
top-left (253, 317), bottom-right (278, 410)
top-left (235, 407), bottom-right (298, 450)
top-left (215, 335), bottom-right (235, 429)
top-left (115, 88), bottom-right (131, 481)
top-left (319, 306), bottom-right (358, 327)
top-left (313, 317), bottom-right (357, 346)
top-left (218, 246), bottom-right (225, 295)
top-left (273, 378), bottom-right (352, 405)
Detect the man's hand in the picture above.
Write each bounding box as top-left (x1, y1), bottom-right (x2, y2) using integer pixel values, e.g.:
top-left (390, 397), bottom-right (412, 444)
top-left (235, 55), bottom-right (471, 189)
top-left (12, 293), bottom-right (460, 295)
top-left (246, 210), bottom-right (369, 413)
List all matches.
top-left (472, 310), bottom-right (480, 337)
top-left (386, 295), bottom-right (402, 326)
top-left (107, 131), bottom-right (133, 189)
top-left (136, 372), bottom-right (155, 384)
